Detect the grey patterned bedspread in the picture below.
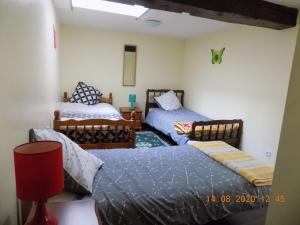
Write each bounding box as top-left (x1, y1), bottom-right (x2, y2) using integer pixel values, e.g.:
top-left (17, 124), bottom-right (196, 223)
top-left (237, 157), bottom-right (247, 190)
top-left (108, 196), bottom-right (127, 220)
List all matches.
top-left (90, 146), bottom-right (270, 225)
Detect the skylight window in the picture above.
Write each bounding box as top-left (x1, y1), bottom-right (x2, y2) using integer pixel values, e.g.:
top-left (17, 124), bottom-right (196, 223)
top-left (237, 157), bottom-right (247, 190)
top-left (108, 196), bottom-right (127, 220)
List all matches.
top-left (72, 0), bottom-right (149, 18)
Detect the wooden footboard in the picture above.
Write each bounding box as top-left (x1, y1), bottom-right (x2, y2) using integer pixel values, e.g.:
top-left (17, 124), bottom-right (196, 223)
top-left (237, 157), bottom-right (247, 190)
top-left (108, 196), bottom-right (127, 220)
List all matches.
top-left (190, 120), bottom-right (243, 148)
top-left (54, 111), bottom-right (136, 149)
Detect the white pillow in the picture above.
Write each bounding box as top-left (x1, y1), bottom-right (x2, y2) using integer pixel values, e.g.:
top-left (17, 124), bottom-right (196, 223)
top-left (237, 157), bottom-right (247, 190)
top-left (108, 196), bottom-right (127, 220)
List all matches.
top-left (33, 129), bottom-right (103, 193)
top-left (154, 90), bottom-right (182, 111)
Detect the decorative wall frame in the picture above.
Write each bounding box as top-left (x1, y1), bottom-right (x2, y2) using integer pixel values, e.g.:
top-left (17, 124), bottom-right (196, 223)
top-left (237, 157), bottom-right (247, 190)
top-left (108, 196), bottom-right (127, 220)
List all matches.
top-left (123, 45), bottom-right (137, 86)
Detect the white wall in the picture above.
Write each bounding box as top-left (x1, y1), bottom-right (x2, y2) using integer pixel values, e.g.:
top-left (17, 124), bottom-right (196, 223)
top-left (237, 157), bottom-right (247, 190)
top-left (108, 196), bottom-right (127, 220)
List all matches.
top-left (266, 16), bottom-right (300, 225)
top-left (0, 0), bottom-right (59, 224)
top-left (183, 26), bottom-right (297, 163)
top-left (59, 26), bottom-right (184, 114)
top-left (60, 24), bottom-right (297, 163)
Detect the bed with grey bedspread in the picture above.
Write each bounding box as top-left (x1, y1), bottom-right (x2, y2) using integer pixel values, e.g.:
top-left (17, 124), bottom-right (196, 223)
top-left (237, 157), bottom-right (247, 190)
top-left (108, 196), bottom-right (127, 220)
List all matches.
top-left (89, 145), bottom-right (270, 225)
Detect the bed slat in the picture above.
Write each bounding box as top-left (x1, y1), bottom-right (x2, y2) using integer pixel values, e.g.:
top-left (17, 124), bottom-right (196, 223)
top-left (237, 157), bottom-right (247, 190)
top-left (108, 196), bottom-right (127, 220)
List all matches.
top-left (191, 120), bottom-right (243, 148)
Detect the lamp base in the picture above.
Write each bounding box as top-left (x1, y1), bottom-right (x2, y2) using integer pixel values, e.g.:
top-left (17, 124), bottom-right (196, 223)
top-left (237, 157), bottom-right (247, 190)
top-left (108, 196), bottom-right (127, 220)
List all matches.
top-left (26, 200), bottom-right (57, 225)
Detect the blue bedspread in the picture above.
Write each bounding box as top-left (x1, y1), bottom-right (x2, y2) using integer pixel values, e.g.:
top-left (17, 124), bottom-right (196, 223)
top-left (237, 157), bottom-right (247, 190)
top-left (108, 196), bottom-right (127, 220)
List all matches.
top-left (90, 146), bottom-right (270, 225)
top-left (145, 107), bottom-right (210, 145)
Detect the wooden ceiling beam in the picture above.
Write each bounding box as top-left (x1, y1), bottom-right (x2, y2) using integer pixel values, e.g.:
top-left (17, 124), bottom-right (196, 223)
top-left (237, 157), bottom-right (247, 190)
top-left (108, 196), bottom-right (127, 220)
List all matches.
top-left (106, 0), bottom-right (298, 30)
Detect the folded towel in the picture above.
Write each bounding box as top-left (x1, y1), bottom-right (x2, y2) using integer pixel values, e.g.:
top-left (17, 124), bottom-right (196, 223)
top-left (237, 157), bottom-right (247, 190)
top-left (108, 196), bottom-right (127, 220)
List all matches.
top-left (174, 122), bottom-right (194, 135)
top-left (174, 122), bottom-right (238, 137)
top-left (189, 141), bottom-right (274, 186)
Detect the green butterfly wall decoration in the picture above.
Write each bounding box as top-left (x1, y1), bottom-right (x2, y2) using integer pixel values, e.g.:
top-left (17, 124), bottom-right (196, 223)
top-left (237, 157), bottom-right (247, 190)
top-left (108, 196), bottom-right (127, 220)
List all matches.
top-left (211, 48), bottom-right (225, 64)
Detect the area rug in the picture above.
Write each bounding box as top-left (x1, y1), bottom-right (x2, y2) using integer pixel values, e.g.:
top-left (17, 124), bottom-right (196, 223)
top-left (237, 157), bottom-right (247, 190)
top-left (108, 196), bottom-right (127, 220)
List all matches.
top-left (135, 131), bottom-right (170, 148)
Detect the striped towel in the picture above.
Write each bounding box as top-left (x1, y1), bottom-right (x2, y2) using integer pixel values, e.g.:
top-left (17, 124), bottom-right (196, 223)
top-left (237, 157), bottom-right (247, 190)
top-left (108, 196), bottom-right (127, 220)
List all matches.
top-left (174, 122), bottom-right (238, 137)
top-left (174, 122), bottom-right (193, 135)
top-left (190, 141), bottom-right (274, 186)
top-left (174, 122), bottom-right (216, 135)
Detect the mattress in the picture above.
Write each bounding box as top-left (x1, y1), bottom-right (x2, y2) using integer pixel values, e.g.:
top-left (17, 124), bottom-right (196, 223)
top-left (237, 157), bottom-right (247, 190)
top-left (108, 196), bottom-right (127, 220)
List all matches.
top-left (89, 145), bottom-right (270, 225)
top-left (59, 102), bottom-right (122, 120)
top-left (145, 107), bottom-right (210, 145)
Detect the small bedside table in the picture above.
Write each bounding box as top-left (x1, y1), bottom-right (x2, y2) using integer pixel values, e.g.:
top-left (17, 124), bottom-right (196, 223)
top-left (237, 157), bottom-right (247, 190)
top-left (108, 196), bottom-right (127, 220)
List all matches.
top-left (120, 107), bottom-right (142, 130)
top-left (26, 199), bottom-right (101, 225)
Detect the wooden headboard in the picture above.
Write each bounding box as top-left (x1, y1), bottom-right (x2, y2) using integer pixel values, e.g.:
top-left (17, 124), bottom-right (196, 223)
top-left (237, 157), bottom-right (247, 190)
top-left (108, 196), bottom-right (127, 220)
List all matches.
top-left (63, 91), bottom-right (113, 105)
top-left (145, 89), bottom-right (184, 117)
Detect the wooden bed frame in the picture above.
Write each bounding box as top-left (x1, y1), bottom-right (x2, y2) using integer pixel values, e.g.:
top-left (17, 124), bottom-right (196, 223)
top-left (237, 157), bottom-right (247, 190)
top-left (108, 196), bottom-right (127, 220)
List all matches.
top-left (145, 89), bottom-right (243, 148)
top-left (54, 92), bottom-right (135, 149)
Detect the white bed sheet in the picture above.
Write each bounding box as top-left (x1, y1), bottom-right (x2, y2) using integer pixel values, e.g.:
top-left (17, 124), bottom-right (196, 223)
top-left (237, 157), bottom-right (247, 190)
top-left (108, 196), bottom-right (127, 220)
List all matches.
top-left (59, 102), bottom-right (122, 120)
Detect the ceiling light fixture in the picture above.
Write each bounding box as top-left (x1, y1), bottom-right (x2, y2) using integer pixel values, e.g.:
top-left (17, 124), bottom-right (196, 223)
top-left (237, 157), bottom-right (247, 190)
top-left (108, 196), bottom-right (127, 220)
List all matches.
top-left (144, 19), bottom-right (162, 27)
top-left (72, 0), bottom-right (149, 18)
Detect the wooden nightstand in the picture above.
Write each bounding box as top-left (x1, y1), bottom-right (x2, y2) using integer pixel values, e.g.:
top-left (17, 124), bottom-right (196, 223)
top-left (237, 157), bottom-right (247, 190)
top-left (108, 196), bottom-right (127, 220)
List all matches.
top-left (120, 107), bottom-right (142, 130)
top-left (25, 199), bottom-right (101, 225)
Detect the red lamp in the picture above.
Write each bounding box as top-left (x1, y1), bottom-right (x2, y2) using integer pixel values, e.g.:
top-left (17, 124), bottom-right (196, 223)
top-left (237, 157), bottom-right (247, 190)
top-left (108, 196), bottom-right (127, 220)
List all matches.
top-left (14, 141), bottom-right (64, 225)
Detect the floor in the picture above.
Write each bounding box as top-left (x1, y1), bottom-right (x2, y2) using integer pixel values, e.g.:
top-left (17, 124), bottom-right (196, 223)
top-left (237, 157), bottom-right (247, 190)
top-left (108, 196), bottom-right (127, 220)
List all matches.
top-left (142, 123), bottom-right (268, 225)
top-left (142, 123), bottom-right (177, 146)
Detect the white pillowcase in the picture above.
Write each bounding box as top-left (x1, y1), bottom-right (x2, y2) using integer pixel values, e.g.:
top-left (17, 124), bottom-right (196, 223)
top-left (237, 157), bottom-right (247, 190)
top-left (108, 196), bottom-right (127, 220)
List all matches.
top-left (154, 90), bottom-right (182, 111)
top-left (33, 129), bottom-right (103, 193)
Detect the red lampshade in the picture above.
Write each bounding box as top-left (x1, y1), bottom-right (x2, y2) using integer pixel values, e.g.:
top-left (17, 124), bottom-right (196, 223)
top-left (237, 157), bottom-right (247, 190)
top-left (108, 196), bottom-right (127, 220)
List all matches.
top-left (14, 141), bottom-right (64, 201)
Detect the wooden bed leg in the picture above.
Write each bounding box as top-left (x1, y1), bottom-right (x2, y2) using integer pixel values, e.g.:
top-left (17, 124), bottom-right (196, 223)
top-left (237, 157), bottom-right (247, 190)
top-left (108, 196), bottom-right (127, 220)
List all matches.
top-left (109, 92), bottom-right (113, 105)
top-left (63, 92), bottom-right (68, 102)
top-left (54, 111), bottom-right (60, 130)
top-left (236, 120), bottom-right (243, 148)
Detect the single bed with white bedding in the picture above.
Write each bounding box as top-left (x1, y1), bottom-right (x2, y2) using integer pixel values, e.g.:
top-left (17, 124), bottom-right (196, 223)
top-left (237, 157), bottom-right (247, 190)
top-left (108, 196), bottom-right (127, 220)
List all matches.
top-left (53, 91), bottom-right (136, 149)
top-left (59, 102), bottom-right (122, 120)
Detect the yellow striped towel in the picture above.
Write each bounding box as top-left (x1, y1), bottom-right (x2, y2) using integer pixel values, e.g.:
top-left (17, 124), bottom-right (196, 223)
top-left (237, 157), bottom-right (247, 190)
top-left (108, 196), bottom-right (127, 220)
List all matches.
top-left (174, 122), bottom-right (220, 136)
top-left (189, 141), bottom-right (274, 186)
top-left (174, 122), bottom-right (207, 135)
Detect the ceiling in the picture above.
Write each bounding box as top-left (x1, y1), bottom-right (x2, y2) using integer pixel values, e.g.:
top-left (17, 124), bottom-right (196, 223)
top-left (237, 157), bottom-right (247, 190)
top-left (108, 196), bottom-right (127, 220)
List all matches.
top-left (54, 0), bottom-right (299, 39)
top-left (54, 0), bottom-right (236, 39)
